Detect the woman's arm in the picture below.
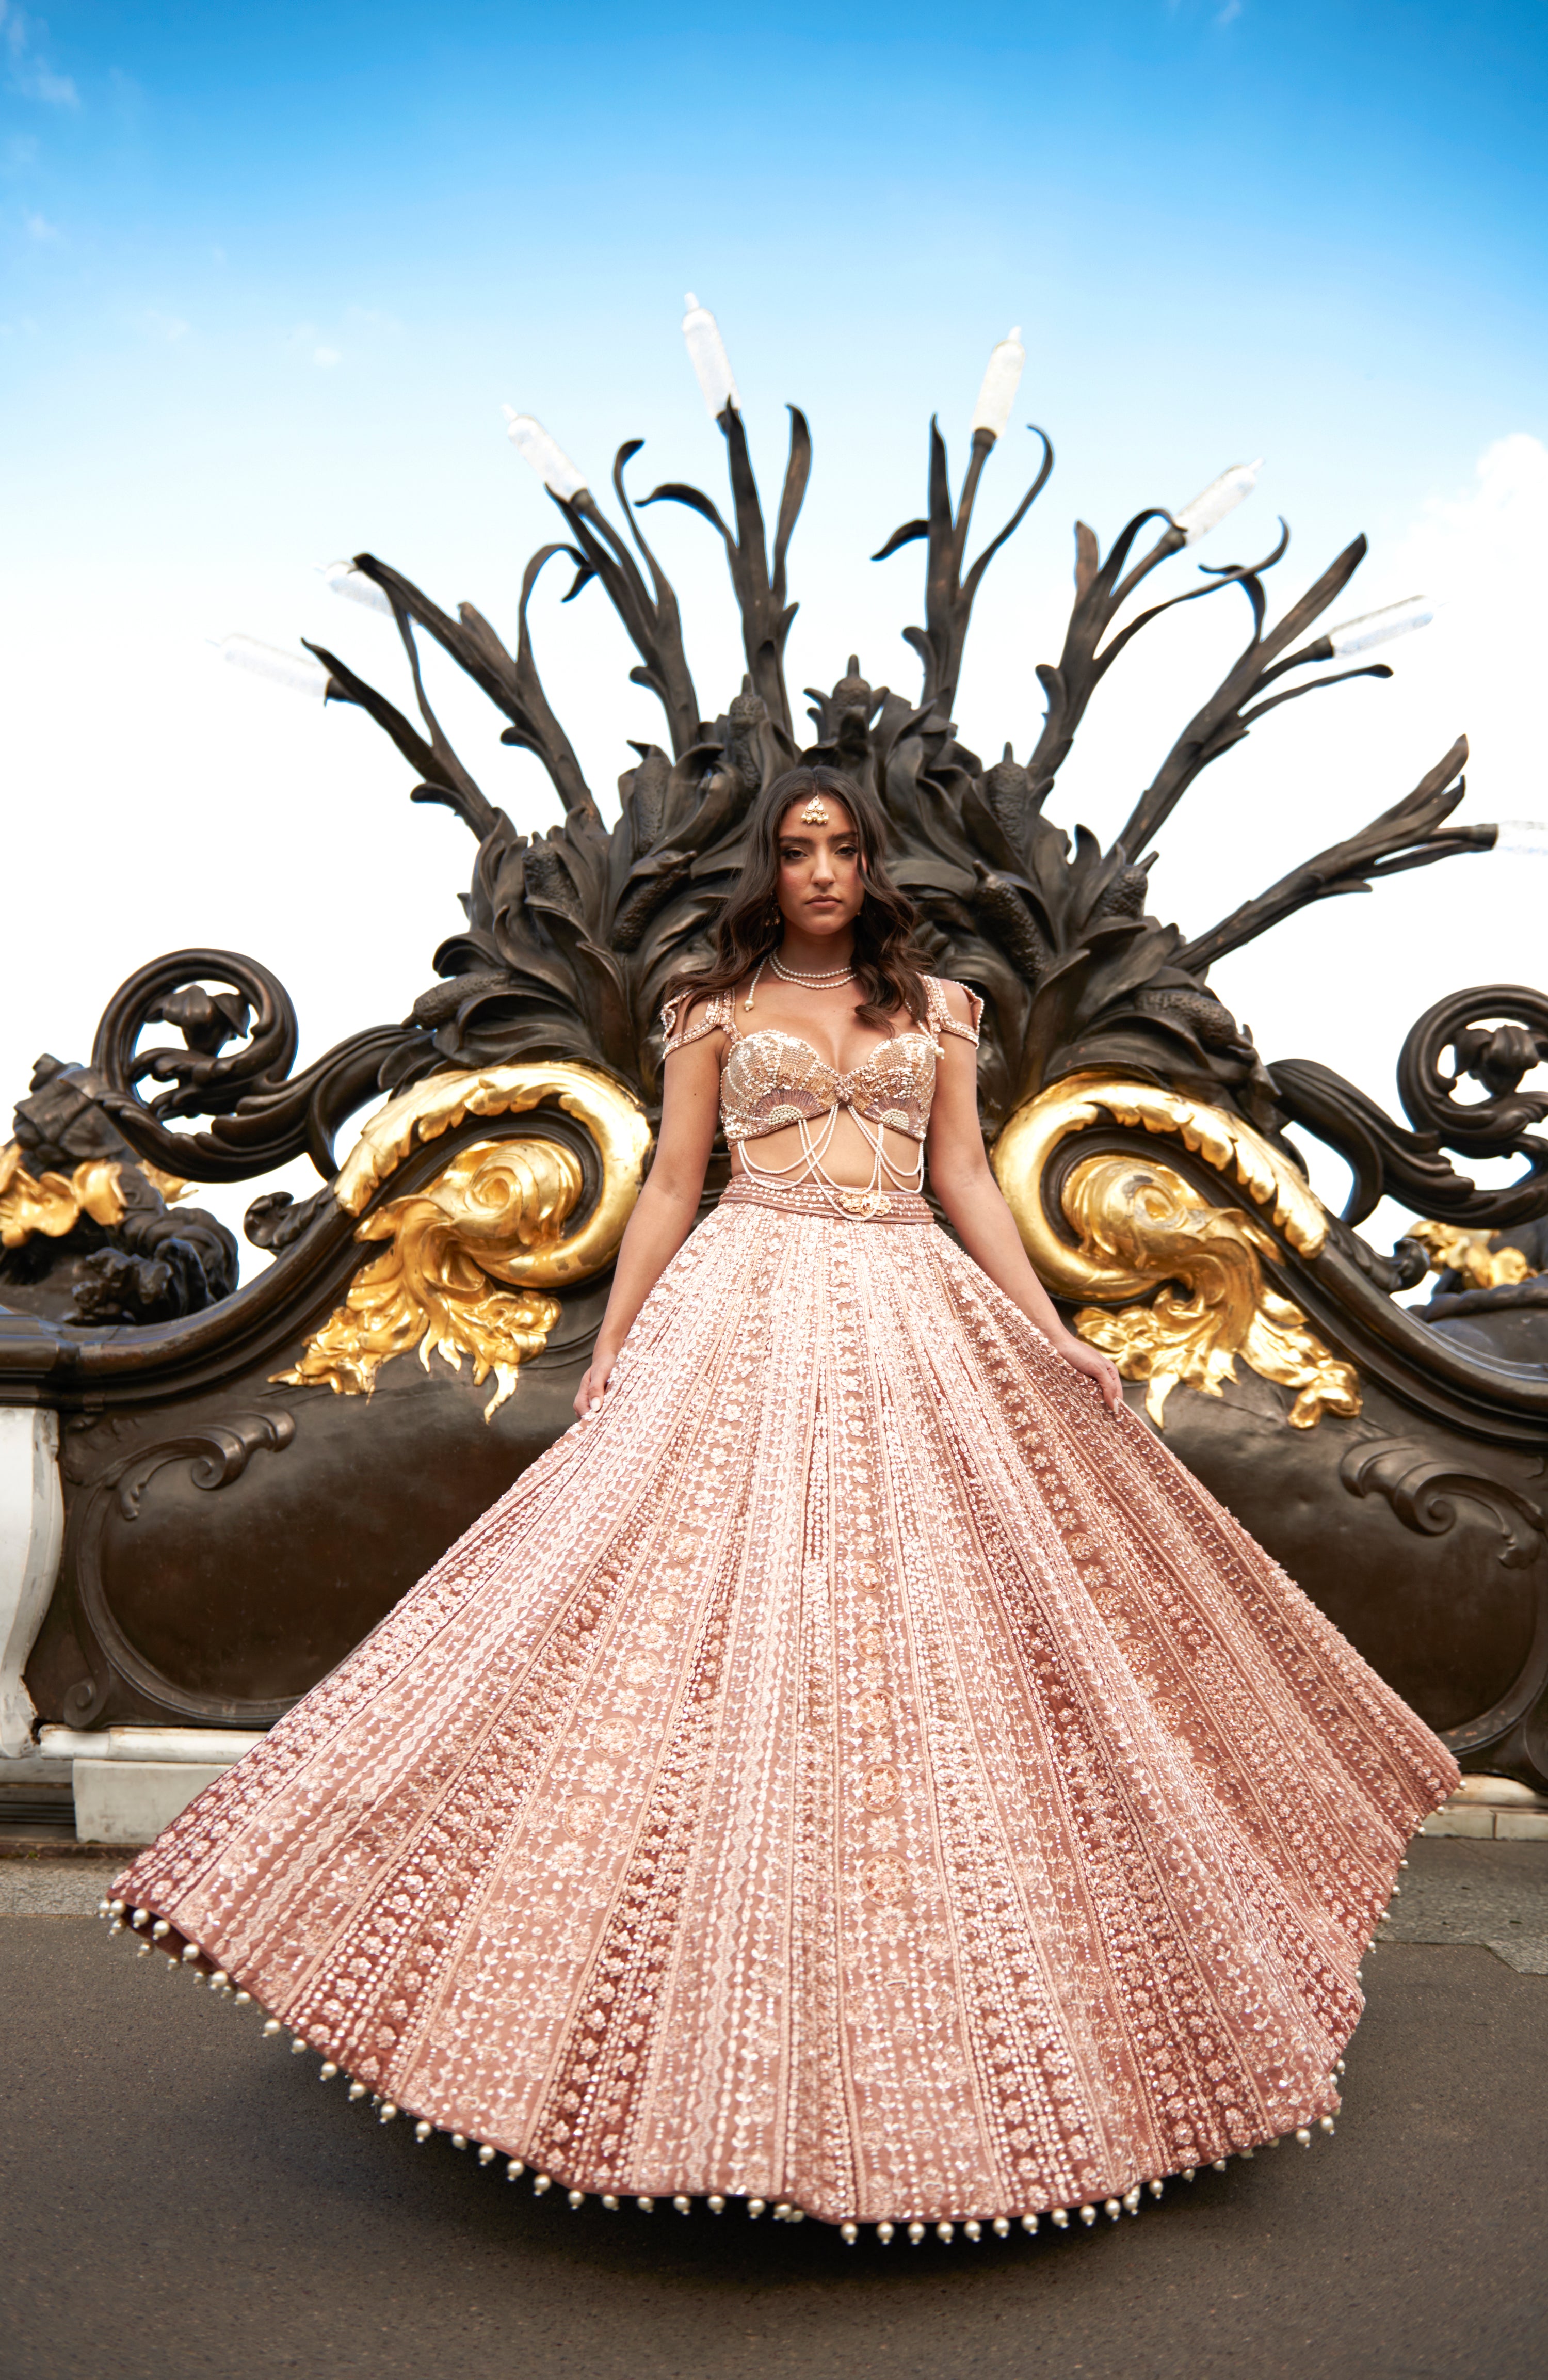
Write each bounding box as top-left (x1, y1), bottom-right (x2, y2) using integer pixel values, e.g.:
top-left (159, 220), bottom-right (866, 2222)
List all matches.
top-left (926, 984), bottom-right (1123, 1412)
top-left (573, 1015), bottom-right (722, 1420)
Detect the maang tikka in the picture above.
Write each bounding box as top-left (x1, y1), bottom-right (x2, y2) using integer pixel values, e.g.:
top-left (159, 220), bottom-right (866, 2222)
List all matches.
top-left (800, 796), bottom-right (830, 825)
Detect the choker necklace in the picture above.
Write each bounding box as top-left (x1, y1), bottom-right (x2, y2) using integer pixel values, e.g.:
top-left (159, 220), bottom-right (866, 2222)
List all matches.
top-left (769, 950), bottom-right (857, 988)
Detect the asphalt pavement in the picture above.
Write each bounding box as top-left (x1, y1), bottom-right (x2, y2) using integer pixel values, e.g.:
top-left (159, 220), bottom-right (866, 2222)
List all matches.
top-left (3, 1838), bottom-right (1544, 2380)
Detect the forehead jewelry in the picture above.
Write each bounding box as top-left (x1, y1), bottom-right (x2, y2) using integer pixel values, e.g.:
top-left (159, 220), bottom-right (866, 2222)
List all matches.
top-left (799, 795), bottom-right (831, 825)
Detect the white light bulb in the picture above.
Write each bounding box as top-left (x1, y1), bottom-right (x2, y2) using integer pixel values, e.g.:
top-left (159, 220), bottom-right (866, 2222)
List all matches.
top-left (970, 327), bottom-right (1026, 438)
top-left (1172, 458), bottom-right (1263, 544)
top-left (317, 560), bottom-right (393, 616)
top-left (681, 292), bottom-right (740, 418)
top-left (1325, 594), bottom-right (1436, 658)
top-left (211, 635), bottom-right (331, 700)
top-left (503, 409), bottom-right (588, 500)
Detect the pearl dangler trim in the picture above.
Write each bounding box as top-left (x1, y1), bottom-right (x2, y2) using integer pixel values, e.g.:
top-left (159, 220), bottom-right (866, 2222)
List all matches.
top-left (964, 2219), bottom-right (982, 2241)
top-left (506, 2161), bottom-right (524, 2181)
top-left (479, 2145), bottom-right (496, 2165)
top-left (1079, 2205), bottom-right (1097, 2226)
top-left (348, 2083), bottom-right (367, 2101)
top-left (673, 2196), bottom-right (691, 2214)
top-left (414, 2121), bottom-right (433, 2143)
top-left (993, 2217), bottom-right (1011, 2237)
top-left (379, 2102), bottom-right (398, 2123)
top-left (634, 2194), bottom-right (653, 2212)
top-left (262, 2019), bottom-right (282, 2037)
top-left (1021, 2213), bottom-right (1039, 2233)
top-left (841, 2223), bottom-right (858, 2245)
top-left (1051, 2209), bottom-right (1069, 2228)
top-left (569, 2190), bottom-right (586, 2209)
top-left (747, 2198), bottom-right (765, 2219)
top-left (707, 2195), bottom-right (724, 2213)
top-left (1295, 2127), bottom-right (1311, 2145)
top-left (319, 2063), bottom-right (337, 2081)
top-left (601, 2194), bottom-right (619, 2210)
top-left (908, 2221), bottom-right (925, 2243)
top-left (532, 2175), bottom-right (552, 2195)
top-left (876, 2221), bottom-right (894, 2243)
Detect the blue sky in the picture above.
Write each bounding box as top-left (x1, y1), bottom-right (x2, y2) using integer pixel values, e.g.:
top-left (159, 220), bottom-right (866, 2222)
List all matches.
top-left (3, 1), bottom-right (1546, 1251)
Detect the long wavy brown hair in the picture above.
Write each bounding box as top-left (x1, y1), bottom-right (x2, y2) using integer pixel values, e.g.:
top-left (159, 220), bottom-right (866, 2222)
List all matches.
top-left (662, 765), bottom-right (932, 1032)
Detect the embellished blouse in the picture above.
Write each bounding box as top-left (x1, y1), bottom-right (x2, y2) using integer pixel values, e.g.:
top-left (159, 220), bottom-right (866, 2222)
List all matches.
top-left (659, 973), bottom-right (983, 1149)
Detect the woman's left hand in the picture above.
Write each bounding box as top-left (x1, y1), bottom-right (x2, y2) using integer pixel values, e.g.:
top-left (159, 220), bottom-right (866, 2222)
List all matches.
top-left (1054, 1334), bottom-right (1123, 1411)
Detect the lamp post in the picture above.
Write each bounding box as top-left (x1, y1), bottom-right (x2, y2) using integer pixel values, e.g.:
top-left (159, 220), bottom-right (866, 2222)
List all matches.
top-left (503, 410), bottom-right (588, 500)
top-left (970, 328), bottom-right (1026, 442)
top-left (1171, 458), bottom-right (1262, 544)
top-left (210, 635), bottom-right (332, 699)
top-left (1326, 595), bottom-right (1435, 658)
top-left (681, 294), bottom-right (740, 419)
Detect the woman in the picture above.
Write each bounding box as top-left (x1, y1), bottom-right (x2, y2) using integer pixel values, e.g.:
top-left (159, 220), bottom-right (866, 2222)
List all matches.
top-left (104, 765), bottom-right (1455, 2243)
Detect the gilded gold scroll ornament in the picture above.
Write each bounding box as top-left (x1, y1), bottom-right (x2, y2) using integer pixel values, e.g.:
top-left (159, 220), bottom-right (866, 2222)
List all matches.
top-left (1405, 1218), bottom-right (1538, 1291)
top-left (276, 1063), bottom-right (652, 1418)
top-left (991, 1074), bottom-right (1359, 1429)
top-left (0, 1142), bottom-right (126, 1244)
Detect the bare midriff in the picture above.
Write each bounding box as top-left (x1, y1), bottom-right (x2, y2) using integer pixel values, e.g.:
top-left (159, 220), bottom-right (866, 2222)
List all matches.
top-left (727, 1111), bottom-right (923, 1191)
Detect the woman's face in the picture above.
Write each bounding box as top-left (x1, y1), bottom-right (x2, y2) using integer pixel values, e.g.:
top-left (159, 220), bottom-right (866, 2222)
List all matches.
top-left (775, 795), bottom-right (864, 940)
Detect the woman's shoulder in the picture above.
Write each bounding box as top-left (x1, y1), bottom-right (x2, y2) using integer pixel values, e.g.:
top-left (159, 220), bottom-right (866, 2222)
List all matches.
top-left (660, 981), bottom-right (733, 1055)
top-left (922, 973), bottom-right (984, 1046)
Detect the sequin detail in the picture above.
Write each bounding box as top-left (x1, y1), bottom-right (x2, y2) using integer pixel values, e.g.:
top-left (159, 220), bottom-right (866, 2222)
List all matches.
top-left (110, 1192), bottom-right (1454, 2227)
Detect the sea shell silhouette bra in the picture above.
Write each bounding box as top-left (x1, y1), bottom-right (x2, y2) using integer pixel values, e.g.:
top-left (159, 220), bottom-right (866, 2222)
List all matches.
top-left (660, 969), bottom-right (982, 1216)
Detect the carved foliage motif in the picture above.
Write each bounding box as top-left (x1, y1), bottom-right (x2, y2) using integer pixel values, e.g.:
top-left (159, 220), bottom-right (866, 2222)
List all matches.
top-left (1066, 1153), bottom-right (1360, 1429)
top-left (275, 1138), bottom-right (582, 1417)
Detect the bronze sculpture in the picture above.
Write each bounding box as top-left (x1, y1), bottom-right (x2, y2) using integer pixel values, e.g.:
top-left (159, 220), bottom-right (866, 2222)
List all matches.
top-left (3, 316), bottom-right (1544, 1791)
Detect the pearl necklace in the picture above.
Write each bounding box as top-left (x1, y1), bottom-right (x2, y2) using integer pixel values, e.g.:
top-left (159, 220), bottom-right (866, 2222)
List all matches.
top-left (769, 950), bottom-right (857, 988)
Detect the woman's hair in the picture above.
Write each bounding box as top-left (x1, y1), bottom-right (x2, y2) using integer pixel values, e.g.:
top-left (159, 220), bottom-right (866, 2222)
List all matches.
top-left (661, 764), bottom-right (932, 1031)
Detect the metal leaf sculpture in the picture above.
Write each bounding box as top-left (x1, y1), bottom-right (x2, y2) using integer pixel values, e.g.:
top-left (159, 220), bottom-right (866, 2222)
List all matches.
top-left (74, 349), bottom-right (1538, 1247)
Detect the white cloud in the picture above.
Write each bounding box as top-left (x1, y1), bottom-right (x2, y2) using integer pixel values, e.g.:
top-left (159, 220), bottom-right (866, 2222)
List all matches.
top-left (143, 308), bottom-right (191, 342)
top-left (313, 345), bottom-right (342, 369)
top-left (22, 206), bottom-right (57, 239)
top-left (1, 3), bottom-right (78, 106)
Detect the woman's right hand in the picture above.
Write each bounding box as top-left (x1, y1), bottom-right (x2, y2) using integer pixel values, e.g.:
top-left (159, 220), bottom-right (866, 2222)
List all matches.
top-left (573, 1340), bottom-right (621, 1424)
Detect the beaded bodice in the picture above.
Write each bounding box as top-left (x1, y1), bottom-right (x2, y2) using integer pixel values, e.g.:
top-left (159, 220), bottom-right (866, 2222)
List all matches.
top-left (660, 975), bottom-right (982, 1154)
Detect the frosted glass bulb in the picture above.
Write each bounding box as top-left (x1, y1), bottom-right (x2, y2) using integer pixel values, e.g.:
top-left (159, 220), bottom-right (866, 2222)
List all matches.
top-left (1325, 594), bottom-right (1434, 658)
top-left (503, 410), bottom-right (588, 500)
top-left (211, 635), bottom-right (331, 699)
top-left (1172, 458), bottom-right (1262, 543)
top-left (970, 327), bottom-right (1026, 438)
top-left (681, 292), bottom-right (740, 418)
top-left (317, 561), bottom-right (393, 615)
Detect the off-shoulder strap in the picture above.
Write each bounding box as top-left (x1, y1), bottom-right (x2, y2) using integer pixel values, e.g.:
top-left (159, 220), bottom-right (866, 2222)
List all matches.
top-left (925, 975), bottom-right (983, 1047)
top-left (661, 985), bottom-right (731, 1056)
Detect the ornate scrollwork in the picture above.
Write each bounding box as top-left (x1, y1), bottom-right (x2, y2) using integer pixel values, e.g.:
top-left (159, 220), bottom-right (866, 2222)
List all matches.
top-left (1407, 1219), bottom-right (1539, 1293)
top-left (1340, 1434), bottom-right (1547, 1570)
top-left (1, 1062), bottom-right (238, 1324)
top-left (992, 1074), bottom-right (1357, 1427)
top-left (1271, 985), bottom-right (1548, 1231)
top-left (0, 1143), bottom-right (126, 1246)
top-left (275, 1139), bottom-right (582, 1416)
top-left (275, 1062), bottom-right (652, 1416)
top-left (1065, 1153), bottom-right (1357, 1428)
top-left (62, 1411), bottom-right (297, 1728)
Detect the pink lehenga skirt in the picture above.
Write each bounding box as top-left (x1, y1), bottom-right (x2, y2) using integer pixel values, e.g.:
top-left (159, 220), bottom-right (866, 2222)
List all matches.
top-left (106, 1177), bottom-right (1456, 2235)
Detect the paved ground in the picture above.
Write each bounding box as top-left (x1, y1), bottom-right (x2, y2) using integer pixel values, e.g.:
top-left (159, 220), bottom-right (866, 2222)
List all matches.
top-left (3, 1841), bottom-right (1544, 2380)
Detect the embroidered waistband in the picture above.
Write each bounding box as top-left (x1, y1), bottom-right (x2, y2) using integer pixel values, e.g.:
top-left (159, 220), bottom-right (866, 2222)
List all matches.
top-left (719, 1176), bottom-right (934, 1225)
